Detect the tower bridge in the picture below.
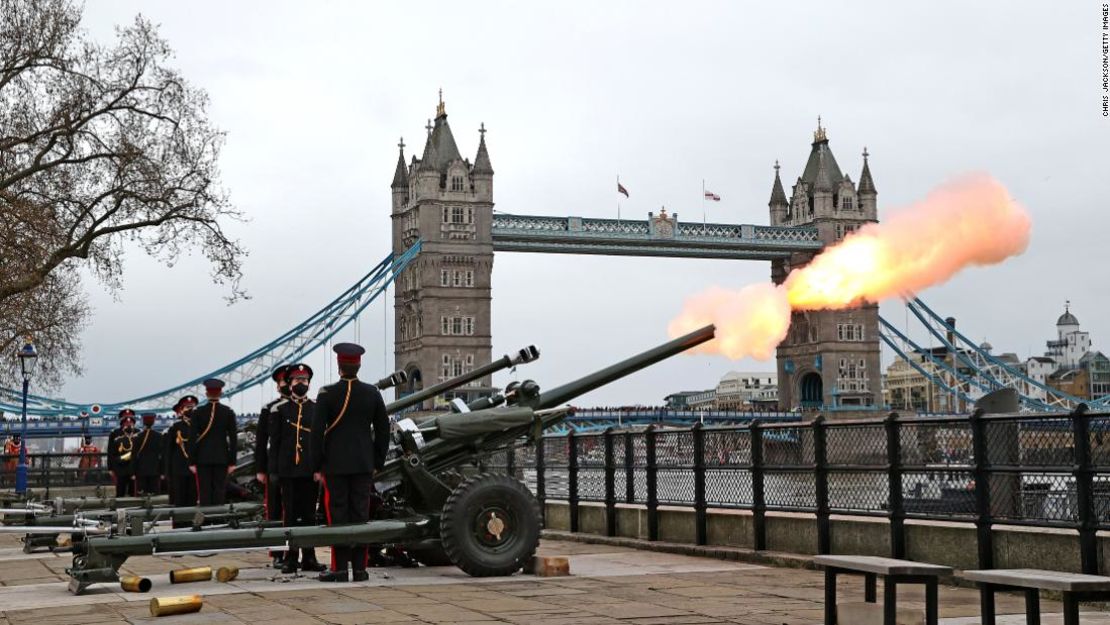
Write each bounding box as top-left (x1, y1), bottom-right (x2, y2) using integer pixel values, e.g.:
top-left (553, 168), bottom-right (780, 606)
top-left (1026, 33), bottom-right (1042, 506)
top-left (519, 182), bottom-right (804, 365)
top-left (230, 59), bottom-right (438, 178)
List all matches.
top-left (391, 97), bottom-right (877, 412)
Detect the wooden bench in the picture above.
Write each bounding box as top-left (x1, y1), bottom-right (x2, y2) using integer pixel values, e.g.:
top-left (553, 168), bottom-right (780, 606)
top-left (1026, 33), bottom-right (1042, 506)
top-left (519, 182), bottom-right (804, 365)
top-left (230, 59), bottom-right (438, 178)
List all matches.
top-left (959, 568), bottom-right (1110, 625)
top-left (814, 555), bottom-right (953, 625)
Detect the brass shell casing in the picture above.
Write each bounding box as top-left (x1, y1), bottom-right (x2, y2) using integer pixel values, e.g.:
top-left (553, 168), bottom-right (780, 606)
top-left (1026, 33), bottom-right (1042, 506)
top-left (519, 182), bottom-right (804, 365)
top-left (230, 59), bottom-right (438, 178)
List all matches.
top-left (120, 575), bottom-right (152, 593)
top-left (168, 567), bottom-right (212, 584)
top-left (216, 566), bottom-right (239, 583)
top-left (149, 595), bottom-right (203, 617)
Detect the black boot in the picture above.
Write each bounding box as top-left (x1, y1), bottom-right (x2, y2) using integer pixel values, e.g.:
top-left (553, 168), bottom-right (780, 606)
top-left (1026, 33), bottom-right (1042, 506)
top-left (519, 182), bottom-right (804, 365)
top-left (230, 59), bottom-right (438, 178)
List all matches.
top-left (271, 552), bottom-right (286, 569)
top-left (390, 547), bottom-right (418, 568)
top-left (367, 548), bottom-right (391, 568)
top-left (318, 569), bottom-right (349, 582)
top-left (352, 569), bottom-right (369, 582)
top-left (301, 549), bottom-right (326, 572)
top-left (281, 555), bottom-right (299, 574)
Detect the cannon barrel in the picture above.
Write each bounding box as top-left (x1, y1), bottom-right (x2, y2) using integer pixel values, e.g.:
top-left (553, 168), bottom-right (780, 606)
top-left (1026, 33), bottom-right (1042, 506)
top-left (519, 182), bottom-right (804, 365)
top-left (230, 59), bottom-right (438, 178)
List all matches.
top-left (534, 324), bottom-right (715, 409)
top-left (50, 495), bottom-right (169, 514)
top-left (375, 370), bottom-right (408, 390)
top-left (377, 325), bottom-right (716, 483)
top-left (6, 502), bottom-right (263, 527)
top-left (386, 345), bottom-right (539, 413)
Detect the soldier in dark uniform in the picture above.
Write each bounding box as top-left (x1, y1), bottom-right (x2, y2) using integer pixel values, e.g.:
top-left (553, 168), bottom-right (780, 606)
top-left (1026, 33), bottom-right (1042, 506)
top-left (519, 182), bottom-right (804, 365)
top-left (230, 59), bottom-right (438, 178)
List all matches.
top-left (188, 379), bottom-right (237, 505)
top-left (163, 396), bottom-right (198, 506)
top-left (256, 365), bottom-right (291, 568)
top-left (133, 413), bottom-right (163, 494)
top-left (272, 363), bottom-right (326, 574)
top-left (312, 343), bottom-right (389, 583)
top-left (107, 410), bottom-right (138, 497)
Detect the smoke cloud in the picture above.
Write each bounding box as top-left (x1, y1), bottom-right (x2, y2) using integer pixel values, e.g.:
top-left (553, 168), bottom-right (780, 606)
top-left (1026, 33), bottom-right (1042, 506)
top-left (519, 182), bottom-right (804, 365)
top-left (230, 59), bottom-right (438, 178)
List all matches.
top-left (669, 174), bottom-right (1032, 360)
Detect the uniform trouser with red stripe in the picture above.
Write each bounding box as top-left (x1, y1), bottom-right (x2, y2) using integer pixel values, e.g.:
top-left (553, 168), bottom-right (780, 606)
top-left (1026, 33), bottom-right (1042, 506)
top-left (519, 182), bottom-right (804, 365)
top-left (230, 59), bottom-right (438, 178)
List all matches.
top-left (323, 473), bottom-right (371, 572)
top-left (280, 476), bottom-right (319, 566)
top-left (195, 464), bottom-right (228, 505)
top-left (114, 471), bottom-right (135, 497)
top-left (168, 473), bottom-right (196, 506)
top-left (265, 475), bottom-right (285, 559)
top-left (136, 475), bottom-right (161, 495)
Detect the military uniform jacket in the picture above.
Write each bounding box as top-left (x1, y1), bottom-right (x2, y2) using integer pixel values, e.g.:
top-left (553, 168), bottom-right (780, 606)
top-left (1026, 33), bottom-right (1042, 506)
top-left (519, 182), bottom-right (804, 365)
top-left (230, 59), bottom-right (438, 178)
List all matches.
top-left (162, 419), bottom-right (191, 476)
top-left (270, 398), bottom-right (317, 479)
top-left (311, 378), bottom-right (389, 475)
top-left (188, 401), bottom-right (238, 466)
top-left (133, 427), bottom-right (163, 477)
top-left (107, 428), bottom-right (136, 474)
top-left (254, 397), bottom-right (283, 476)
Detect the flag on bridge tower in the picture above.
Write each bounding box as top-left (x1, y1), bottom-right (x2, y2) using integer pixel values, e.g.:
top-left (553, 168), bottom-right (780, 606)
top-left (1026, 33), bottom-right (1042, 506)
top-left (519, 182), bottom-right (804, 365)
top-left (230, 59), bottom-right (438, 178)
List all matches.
top-left (704, 190), bottom-right (721, 201)
top-left (617, 180), bottom-right (629, 197)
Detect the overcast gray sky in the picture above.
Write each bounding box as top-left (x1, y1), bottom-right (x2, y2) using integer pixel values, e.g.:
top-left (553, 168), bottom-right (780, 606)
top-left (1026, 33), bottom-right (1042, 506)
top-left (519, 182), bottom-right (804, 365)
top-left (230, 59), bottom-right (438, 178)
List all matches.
top-left (59, 1), bottom-right (1108, 412)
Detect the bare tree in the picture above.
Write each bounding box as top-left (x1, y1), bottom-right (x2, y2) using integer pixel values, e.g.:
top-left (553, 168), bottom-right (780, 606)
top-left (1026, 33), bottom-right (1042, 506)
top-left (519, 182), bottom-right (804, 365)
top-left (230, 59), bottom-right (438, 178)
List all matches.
top-left (0, 0), bottom-right (245, 390)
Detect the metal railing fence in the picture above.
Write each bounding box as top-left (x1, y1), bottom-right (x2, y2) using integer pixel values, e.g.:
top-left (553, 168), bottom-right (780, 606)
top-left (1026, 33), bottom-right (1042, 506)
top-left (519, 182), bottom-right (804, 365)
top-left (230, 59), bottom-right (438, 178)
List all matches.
top-left (485, 408), bottom-right (1110, 574)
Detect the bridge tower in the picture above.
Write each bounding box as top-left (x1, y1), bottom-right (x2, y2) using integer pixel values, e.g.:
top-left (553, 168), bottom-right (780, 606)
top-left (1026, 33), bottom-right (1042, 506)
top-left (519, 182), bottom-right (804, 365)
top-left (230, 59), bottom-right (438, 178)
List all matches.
top-left (391, 94), bottom-right (495, 406)
top-left (769, 120), bottom-right (881, 411)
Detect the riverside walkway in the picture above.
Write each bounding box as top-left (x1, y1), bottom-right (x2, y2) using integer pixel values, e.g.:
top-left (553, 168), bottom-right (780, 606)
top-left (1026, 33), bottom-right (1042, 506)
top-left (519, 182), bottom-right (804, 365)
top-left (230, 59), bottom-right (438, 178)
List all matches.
top-left (0, 535), bottom-right (1107, 624)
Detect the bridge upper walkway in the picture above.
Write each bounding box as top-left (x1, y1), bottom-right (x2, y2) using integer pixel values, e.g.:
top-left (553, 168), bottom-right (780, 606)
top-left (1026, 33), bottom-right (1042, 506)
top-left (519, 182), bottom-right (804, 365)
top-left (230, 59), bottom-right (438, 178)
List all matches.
top-left (491, 213), bottom-right (823, 260)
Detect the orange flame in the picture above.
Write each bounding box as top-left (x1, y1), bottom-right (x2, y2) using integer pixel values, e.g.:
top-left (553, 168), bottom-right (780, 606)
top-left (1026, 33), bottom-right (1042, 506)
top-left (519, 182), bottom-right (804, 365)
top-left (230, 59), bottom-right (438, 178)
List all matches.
top-left (667, 284), bottom-right (791, 360)
top-left (668, 175), bottom-right (1031, 360)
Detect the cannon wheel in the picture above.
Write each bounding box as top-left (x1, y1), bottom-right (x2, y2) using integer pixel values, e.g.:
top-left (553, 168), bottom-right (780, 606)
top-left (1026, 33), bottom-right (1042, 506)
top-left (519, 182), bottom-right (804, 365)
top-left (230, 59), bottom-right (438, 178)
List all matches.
top-left (440, 473), bottom-right (540, 577)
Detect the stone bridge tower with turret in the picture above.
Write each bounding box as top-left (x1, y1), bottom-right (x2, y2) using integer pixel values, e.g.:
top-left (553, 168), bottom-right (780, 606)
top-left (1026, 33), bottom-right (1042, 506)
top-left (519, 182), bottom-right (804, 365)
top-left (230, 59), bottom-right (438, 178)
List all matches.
top-left (391, 95), bottom-right (495, 406)
top-left (769, 120), bottom-right (882, 411)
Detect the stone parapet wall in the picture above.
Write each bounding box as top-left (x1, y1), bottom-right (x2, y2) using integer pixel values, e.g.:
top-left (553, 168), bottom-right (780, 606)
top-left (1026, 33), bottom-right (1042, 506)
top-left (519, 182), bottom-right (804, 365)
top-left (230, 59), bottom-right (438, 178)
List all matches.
top-left (545, 501), bottom-right (1106, 575)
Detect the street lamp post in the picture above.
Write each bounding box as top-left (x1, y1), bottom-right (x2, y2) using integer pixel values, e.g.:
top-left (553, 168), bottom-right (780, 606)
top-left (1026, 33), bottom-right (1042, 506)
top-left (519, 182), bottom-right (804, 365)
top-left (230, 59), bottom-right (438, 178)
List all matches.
top-left (15, 339), bottom-right (38, 495)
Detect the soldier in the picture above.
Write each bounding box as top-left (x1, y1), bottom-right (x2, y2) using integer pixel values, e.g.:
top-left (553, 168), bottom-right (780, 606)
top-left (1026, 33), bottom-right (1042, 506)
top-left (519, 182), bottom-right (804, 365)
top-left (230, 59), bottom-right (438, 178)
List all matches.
top-left (188, 379), bottom-right (237, 505)
top-left (256, 365), bottom-right (292, 568)
top-left (77, 435), bottom-right (101, 483)
top-left (272, 363), bottom-right (325, 574)
top-left (164, 396), bottom-right (198, 506)
top-left (133, 413), bottom-right (163, 494)
top-left (312, 343), bottom-right (389, 583)
top-left (107, 410), bottom-right (137, 497)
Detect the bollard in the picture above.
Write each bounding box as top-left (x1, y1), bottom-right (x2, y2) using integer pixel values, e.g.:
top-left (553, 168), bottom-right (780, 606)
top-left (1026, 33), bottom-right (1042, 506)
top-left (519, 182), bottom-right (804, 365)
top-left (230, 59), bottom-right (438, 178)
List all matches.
top-left (120, 576), bottom-right (152, 593)
top-left (169, 566), bottom-right (212, 583)
top-left (150, 595), bottom-right (203, 617)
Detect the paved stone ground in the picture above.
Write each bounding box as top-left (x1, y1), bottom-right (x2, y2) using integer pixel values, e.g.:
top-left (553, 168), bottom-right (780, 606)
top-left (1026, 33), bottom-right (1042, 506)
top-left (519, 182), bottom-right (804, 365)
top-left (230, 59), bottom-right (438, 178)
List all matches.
top-left (0, 534), bottom-right (1108, 624)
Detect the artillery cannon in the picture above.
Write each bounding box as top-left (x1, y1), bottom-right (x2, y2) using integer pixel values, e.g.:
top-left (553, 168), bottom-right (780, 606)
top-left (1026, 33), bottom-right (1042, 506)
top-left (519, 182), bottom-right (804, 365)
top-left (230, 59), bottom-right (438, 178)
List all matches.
top-left (64, 325), bottom-right (715, 593)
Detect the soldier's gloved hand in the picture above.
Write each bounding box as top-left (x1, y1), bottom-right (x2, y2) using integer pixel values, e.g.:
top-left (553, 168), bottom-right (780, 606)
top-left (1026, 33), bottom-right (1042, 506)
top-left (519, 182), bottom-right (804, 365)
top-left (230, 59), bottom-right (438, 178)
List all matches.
top-left (256, 473), bottom-right (266, 483)
top-left (188, 465), bottom-right (197, 474)
top-left (313, 472), bottom-right (322, 483)
top-left (226, 464), bottom-right (235, 475)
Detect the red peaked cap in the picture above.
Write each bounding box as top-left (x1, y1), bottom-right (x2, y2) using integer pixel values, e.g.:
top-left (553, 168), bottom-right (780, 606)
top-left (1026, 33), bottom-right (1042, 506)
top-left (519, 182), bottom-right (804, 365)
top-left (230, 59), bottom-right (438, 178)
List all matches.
top-left (203, 378), bottom-right (225, 394)
top-left (142, 413), bottom-right (156, 426)
top-left (288, 363), bottom-right (314, 380)
top-left (119, 408), bottom-right (136, 423)
top-left (271, 365), bottom-right (293, 384)
top-left (334, 342), bottom-right (365, 365)
top-left (176, 395), bottom-right (199, 409)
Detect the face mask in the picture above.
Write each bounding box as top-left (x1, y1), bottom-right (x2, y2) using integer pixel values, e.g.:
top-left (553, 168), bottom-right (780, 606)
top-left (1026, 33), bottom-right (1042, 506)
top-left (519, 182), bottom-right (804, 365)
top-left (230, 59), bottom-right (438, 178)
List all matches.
top-left (291, 383), bottom-right (309, 397)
